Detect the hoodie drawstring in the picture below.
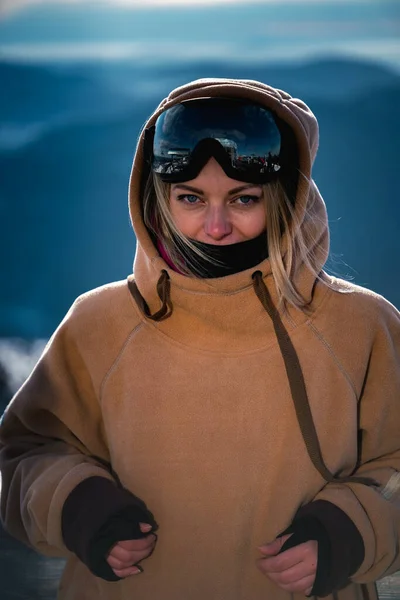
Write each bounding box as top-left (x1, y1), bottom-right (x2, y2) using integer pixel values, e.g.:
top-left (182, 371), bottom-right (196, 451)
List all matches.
top-left (251, 270), bottom-right (378, 488)
top-left (128, 270), bottom-right (173, 321)
top-left (129, 268), bottom-right (376, 487)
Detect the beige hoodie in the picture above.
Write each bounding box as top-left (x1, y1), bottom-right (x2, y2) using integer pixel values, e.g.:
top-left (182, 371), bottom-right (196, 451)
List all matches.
top-left (0, 78), bottom-right (400, 600)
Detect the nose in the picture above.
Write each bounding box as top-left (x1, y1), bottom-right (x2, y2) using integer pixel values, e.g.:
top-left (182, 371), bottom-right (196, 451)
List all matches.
top-left (204, 205), bottom-right (232, 241)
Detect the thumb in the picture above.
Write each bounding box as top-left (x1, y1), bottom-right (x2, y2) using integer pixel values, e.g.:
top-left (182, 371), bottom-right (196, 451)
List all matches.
top-left (258, 533), bottom-right (292, 556)
top-left (139, 522), bottom-right (153, 533)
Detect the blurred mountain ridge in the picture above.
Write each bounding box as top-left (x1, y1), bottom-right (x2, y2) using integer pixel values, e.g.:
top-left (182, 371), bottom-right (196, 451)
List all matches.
top-left (1, 55), bottom-right (398, 124)
top-left (1, 55), bottom-right (399, 338)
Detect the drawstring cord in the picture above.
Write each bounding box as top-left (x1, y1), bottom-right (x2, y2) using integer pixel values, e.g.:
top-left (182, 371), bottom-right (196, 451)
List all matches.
top-left (128, 270), bottom-right (173, 321)
top-left (129, 267), bottom-right (376, 487)
top-left (251, 270), bottom-right (378, 488)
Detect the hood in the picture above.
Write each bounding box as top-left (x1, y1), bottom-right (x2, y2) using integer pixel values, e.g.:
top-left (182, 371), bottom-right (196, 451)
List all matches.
top-left (128, 77), bottom-right (329, 306)
top-left (125, 79), bottom-right (377, 490)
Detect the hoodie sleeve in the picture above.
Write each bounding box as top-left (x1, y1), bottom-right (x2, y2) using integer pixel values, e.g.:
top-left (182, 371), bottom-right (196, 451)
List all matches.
top-left (0, 298), bottom-right (118, 557)
top-left (309, 296), bottom-right (400, 584)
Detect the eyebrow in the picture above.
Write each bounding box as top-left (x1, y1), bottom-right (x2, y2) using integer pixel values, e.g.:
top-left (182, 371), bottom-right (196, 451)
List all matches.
top-left (172, 183), bottom-right (262, 195)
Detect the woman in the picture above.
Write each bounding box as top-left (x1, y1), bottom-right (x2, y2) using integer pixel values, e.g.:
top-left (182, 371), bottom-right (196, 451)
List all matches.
top-left (0, 78), bottom-right (399, 600)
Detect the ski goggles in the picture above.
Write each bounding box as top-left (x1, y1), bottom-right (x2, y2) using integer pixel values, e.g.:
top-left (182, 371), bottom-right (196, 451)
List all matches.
top-left (144, 97), bottom-right (284, 184)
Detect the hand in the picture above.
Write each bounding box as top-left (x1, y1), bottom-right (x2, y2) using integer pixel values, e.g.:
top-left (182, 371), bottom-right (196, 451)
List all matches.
top-left (257, 534), bottom-right (318, 596)
top-left (106, 522), bottom-right (157, 578)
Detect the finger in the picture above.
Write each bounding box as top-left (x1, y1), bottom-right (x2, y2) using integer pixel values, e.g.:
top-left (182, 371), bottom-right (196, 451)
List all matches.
top-left (259, 540), bottom-right (317, 573)
top-left (139, 522), bottom-right (153, 533)
top-left (258, 534), bottom-right (292, 556)
top-left (273, 574), bottom-right (316, 594)
top-left (305, 586), bottom-right (313, 596)
top-left (114, 535), bottom-right (157, 553)
top-left (259, 559), bottom-right (316, 586)
top-left (108, 544), bottom-right (136, 564)
top-left (112, 565), bottom-right (143, 579)
top-left (108, 545), bottom-right (156, 569)
top-left (107, 553), bottom-right (147, 570)
top-left (257, 551), bottom-right (302, 575)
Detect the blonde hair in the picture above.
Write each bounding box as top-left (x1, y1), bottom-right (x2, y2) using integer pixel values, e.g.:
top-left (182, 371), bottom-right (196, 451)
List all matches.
top-left (142, 171), bottom-right (325, 310)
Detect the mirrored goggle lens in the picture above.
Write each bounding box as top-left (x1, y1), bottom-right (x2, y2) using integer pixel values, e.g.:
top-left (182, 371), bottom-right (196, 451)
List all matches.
top-left (151, 98), bottom-right (282, 181)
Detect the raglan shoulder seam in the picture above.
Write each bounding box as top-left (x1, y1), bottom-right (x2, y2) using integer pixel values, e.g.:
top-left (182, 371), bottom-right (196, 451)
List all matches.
top-left (99, 321), bottom-right (145, 402)
top-left (307, 320), bottom-right (358, 399)
top-left (65, 280), bottom-right (147, 402)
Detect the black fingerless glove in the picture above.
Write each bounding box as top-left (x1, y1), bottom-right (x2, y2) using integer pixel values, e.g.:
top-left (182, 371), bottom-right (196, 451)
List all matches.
top-left (277, 500), bottom-right (364, 597)
top-left (61, 476), bottom-right (158, 581)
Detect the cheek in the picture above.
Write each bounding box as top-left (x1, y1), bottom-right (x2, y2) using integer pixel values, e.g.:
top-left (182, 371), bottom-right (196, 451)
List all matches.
top-left (169, 204), bottom-right (198, 237)
top-left (238, 205), bottom-right (266, 238)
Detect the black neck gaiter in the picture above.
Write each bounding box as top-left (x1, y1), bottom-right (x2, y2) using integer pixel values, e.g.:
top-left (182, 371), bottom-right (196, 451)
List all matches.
top-left (179, 231), bottom-right (269, 278)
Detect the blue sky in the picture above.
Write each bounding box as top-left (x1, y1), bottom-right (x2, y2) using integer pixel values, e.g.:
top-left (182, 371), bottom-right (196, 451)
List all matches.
top-left (0, 0), bottom-right (399, 69)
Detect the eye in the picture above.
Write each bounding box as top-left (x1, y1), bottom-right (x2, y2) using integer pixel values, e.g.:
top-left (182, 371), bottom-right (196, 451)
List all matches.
top-left (235, 195), bottom-right (261, 206)
top-left (177, 194), bottom-right (200, 205)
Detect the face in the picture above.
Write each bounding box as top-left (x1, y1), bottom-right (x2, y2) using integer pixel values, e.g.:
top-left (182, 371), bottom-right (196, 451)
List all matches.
top-left (169, 158), bottom-right (266, 245)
